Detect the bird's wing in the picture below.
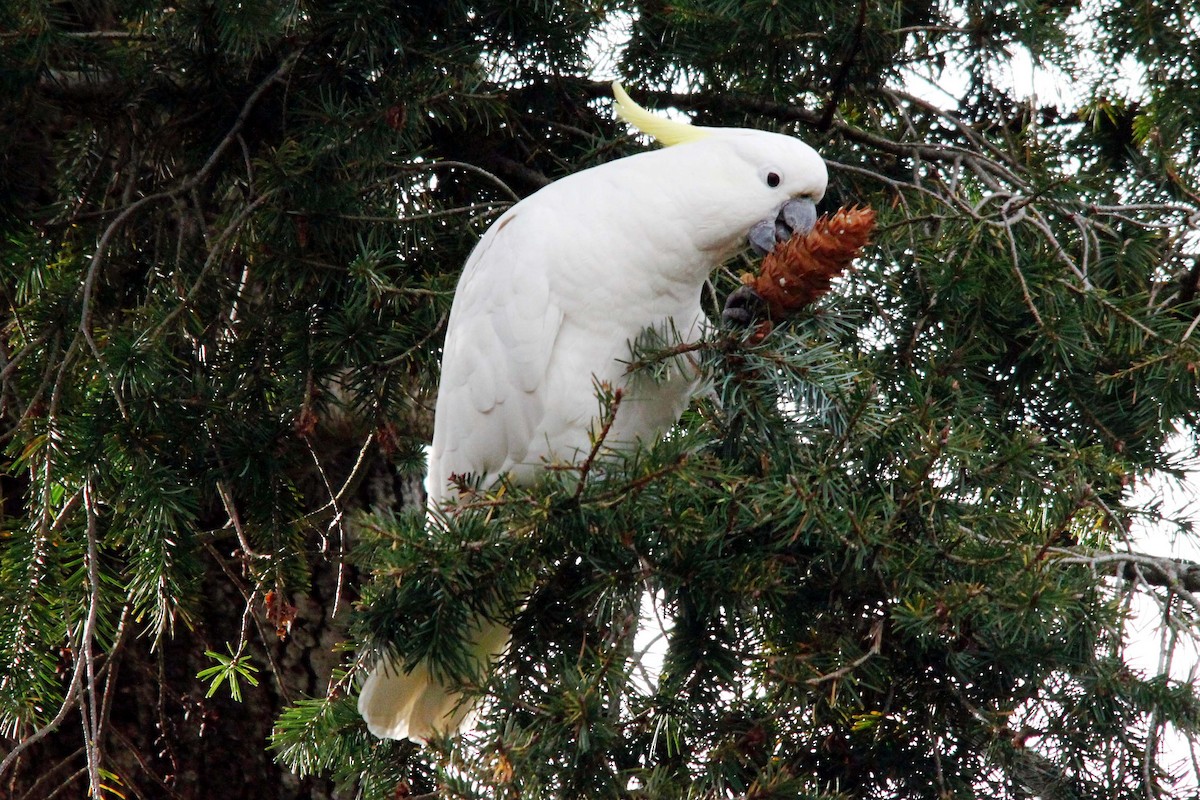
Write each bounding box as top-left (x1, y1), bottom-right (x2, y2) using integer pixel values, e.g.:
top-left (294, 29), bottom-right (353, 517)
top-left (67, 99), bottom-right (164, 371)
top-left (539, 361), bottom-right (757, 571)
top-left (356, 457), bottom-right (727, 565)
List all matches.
top-left (428, 207), bottom-right (565, 503)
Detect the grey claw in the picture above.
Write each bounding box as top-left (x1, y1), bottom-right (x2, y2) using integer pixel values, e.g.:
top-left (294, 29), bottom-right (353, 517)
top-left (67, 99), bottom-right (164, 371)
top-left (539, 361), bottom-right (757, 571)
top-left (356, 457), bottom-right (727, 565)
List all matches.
top-left (780, 197), bottom-right (817, 238)
top-left (748, 219), bottom-right (776, 256)
top-left (722, 284), bottom-right (765, 327)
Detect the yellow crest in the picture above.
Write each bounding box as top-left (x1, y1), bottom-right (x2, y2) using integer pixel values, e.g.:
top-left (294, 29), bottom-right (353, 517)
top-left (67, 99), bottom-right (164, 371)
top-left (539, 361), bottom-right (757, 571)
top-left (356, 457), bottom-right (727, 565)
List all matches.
top-left (612, 82), bottom-right (711, 147)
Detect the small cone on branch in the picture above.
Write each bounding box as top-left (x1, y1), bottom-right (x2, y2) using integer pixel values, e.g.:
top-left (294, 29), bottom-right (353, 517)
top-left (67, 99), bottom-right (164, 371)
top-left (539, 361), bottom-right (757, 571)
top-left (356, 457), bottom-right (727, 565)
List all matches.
top-left (744, 206), bottom-right (876, 321)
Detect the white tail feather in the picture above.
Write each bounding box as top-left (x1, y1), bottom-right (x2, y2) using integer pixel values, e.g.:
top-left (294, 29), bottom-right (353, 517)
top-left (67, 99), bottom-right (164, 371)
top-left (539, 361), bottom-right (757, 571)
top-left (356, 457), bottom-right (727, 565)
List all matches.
top-left (358, 617), bottom-right (511, 742)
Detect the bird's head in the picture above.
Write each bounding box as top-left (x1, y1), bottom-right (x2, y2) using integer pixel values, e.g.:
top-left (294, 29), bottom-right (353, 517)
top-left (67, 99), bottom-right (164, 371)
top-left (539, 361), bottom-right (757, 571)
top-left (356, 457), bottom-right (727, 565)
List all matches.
top-left (612, 82), bottom-right (828, 259)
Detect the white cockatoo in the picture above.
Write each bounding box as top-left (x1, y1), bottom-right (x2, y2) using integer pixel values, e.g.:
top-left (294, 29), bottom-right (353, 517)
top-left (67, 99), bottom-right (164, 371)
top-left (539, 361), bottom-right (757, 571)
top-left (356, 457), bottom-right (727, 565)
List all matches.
top-left (358, 83), bottom-right (828, 741)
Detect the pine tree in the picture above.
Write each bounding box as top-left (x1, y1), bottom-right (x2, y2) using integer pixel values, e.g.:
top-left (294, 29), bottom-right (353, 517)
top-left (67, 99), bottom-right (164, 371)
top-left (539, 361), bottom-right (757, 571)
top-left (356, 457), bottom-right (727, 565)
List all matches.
top-left (3, 2), bottom-right (1200, 798)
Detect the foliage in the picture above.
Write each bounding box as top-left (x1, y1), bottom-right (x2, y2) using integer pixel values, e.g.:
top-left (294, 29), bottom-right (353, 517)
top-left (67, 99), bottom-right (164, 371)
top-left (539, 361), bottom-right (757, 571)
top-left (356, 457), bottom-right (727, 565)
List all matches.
top-left (2, 0), bottom-right (1199, 798)
top-left (198, 645), bottom-right (261, 703)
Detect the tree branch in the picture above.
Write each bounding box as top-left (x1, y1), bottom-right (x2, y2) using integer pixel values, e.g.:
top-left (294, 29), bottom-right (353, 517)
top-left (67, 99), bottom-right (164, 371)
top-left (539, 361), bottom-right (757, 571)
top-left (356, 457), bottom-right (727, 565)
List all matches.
top-left (1052, 549), bottom-right (1200, 596)
top-left (818, 0), bottom-right (870, 131)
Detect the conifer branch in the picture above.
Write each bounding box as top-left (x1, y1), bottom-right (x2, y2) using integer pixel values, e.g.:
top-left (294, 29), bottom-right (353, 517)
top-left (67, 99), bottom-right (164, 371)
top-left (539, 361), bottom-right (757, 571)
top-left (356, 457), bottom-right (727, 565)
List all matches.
top-left (200, 542), bottom-right (293, 706)
top-left (1002, 222), bottom-right (1045, 329)
top-left (817, 0), bottom-right (869, 132)
top-left (74, 49), bottom-right (302, 416)
top-left (0, 655), bottom-right (84, 781)
top-left (1053, 550), bottom-right (1200, 604)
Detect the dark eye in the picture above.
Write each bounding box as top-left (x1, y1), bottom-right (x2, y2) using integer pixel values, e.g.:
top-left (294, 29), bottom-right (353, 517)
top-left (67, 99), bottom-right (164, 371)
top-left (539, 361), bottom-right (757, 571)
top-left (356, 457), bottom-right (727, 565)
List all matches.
top-left (766, 171), bottom-right (781, 188)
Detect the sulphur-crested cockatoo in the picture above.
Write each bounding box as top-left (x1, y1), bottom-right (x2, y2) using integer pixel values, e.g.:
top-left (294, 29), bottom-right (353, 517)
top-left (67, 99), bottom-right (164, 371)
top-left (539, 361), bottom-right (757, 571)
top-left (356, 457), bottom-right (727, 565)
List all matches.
top-left (358, 83), bottom-right (828, 741)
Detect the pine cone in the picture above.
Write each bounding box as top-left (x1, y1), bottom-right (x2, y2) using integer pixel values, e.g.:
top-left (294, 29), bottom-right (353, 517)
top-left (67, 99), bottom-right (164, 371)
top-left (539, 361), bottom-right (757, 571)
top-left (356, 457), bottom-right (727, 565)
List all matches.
top-left (743, 206), bottom-right (876, 320)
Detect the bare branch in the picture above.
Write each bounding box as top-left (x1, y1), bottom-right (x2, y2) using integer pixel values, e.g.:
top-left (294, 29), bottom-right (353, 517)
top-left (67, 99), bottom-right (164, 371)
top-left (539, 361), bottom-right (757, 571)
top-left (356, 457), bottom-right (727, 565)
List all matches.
top-left (1052, 549), bottom-right (1200, 613)
top-left (80, 480), bottom-right (103, 799)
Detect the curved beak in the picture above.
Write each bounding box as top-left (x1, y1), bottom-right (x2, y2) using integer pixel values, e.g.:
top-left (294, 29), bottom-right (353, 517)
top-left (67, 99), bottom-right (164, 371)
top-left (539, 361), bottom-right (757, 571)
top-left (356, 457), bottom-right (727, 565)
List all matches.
top-left (748, 197), bottom-right (818, 256)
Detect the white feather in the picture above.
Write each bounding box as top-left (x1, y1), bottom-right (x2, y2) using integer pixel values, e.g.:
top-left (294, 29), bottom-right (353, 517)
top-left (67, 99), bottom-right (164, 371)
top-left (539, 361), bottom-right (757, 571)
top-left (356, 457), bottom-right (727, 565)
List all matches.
top-left (359, 618), bottom-right (510, 741)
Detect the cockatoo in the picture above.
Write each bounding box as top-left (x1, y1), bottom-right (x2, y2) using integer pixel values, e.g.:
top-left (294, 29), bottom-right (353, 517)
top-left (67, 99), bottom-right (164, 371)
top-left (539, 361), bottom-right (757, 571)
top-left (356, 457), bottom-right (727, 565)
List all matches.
top-left (358, 82), bottom-right (828, 741)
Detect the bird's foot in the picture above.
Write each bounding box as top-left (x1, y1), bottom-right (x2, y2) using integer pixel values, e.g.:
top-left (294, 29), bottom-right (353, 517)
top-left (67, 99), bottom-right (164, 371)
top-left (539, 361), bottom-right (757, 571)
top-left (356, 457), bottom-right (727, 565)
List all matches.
top-left (722, 283), bottom-right (766, 327)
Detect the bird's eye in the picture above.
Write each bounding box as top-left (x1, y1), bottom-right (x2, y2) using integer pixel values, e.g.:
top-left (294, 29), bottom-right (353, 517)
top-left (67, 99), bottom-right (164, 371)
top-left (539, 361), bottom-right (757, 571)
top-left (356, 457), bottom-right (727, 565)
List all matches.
top-left (766, 171), bottom-right (781, 188)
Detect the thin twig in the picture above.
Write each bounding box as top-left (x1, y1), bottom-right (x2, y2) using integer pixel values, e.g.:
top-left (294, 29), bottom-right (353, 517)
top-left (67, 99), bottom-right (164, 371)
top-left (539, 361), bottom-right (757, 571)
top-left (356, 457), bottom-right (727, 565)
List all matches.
top-left (574, 387), bottom-right (623, 501)
top-left (0, 668), bottom-right (84, 780)
top-left (301, 433), bottom-right (360, 617)
top-left (200, 542), bottom-right (293, 705)
top-left (393, 160), bottom-right (521, 201)
top-left (14, 747), bottom-right (85, 800)
top-left (1003, 221), bottom-right (1045, 328)
top-left (332, 201), bottom-right (512, 224)
top-left (80, 480), bottom-right (104, 799)
top-left (150, 190), bottom-right (275, 338)
top-left (806, 618), bottom-right (884, 686)
top-left (215, 480), bottom-right (268, 560)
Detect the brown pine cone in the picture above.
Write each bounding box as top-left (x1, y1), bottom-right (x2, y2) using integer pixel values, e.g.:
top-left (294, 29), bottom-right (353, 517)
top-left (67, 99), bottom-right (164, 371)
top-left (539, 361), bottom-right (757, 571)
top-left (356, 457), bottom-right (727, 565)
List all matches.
top-left (743, 206), bottom-right (876, 321)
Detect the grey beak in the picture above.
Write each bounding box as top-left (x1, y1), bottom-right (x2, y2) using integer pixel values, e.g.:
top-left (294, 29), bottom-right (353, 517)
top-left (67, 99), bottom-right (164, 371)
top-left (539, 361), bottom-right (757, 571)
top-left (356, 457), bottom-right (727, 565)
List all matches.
top-left (748, 219), bottom-right (778, 256)
top-left (748, 197), bottom-right (818, 256)
top-left (781, 197), bottom-right (817, 238)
